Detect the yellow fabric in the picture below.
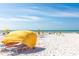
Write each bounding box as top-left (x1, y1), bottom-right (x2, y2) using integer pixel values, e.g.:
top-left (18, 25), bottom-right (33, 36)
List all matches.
top-left (1, 30), bottom-right (37, 48)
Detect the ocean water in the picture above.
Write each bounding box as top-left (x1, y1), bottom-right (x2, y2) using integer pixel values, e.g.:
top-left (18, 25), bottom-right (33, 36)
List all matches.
top-left (0, 30), bottom-right (79, 33)
top-left (32, 30), bottom-right (79, 32)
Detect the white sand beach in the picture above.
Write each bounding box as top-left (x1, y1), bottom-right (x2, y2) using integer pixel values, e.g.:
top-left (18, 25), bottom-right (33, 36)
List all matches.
top-left (0, 32), bottom-right (79, 56)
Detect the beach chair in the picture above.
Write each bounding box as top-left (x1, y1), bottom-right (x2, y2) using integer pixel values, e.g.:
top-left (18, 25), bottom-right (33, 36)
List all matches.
top-left (2, 42), bottom-right (33, 53)
top-left (13, 43), bottom-right (31, 52)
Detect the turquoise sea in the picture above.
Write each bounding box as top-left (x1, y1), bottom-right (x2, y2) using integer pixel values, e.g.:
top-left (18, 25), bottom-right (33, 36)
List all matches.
top-left (32, 30), bottom-right (79, 32)
top-left (0, 30), bottom-right (79, 33)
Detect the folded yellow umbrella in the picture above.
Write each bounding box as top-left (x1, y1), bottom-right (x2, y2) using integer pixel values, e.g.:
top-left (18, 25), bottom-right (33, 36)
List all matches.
top-left (1, 30), bottom-right (37, 48)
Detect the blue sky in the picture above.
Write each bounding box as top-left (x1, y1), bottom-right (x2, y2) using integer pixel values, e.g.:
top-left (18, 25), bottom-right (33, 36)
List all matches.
top-left (0, 3), bottom-right (79, 30)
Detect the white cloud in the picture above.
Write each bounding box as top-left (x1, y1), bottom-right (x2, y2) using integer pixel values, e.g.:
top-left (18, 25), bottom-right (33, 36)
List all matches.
top-left (49, 11), bottom-right (79, 17)
top-left (21, 16), bottom-right (40, 20)
top-left (0, 18), bottom-right (27, 21)
top-left (23, 7), bottom-right (79, 18)
top-left (0, 15), bottom-right (41, 21)
top-left (26, 6), bottom-right (79, 17)
top-left (1, 6), bottom-right (79, 21)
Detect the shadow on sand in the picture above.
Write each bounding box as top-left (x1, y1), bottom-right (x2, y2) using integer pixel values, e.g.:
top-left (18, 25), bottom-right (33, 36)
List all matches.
top-left (10, 47), bottom-right (45, 56)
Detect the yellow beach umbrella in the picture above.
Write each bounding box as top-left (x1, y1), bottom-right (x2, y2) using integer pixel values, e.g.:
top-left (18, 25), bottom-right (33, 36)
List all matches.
top-left (1, 30), bottom-right (37, 49)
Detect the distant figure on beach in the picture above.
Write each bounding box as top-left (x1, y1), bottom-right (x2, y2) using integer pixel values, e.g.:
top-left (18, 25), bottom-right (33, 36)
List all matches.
top-left (37, 28), bottom-right (45, 38)
top-left (37, 28), bottom-right (41, 35)
top-left (2, 27), bottom-right (10, 35)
